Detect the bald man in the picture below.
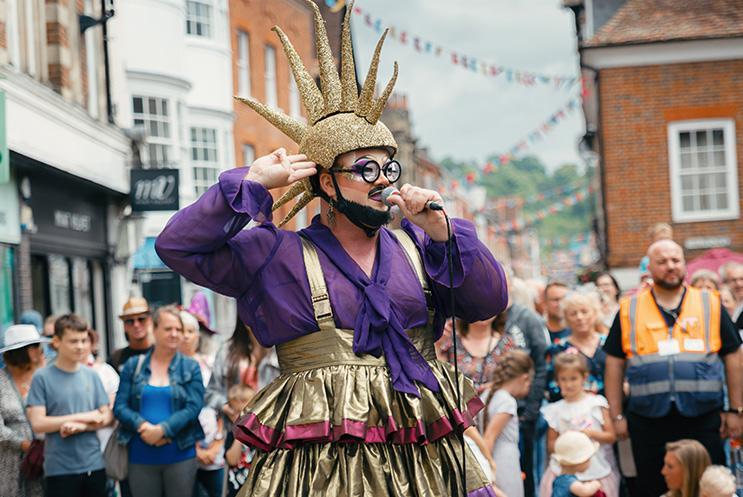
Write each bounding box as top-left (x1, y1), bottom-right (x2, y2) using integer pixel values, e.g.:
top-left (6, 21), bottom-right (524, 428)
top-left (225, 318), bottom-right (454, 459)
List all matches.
top-left (603, 240), bottom-right (742, 497)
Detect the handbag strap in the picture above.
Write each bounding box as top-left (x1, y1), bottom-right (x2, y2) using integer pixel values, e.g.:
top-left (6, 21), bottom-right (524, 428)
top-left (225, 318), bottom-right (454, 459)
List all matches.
top-left (111, 354), bottom-right (146, 437)
top-left (134, 353), bottom-right (145, 379)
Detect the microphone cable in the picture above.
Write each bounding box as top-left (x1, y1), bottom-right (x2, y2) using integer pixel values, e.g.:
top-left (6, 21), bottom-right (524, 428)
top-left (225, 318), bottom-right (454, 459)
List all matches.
top-left (444, 210), bottom-right (467, 497)
top-left (382, 186), bottom-right (468, 495)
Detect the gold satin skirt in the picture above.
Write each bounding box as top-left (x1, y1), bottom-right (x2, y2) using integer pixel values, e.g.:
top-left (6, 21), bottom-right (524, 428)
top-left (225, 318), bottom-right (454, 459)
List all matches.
top-left (234, 327), bottom-right (496, 497)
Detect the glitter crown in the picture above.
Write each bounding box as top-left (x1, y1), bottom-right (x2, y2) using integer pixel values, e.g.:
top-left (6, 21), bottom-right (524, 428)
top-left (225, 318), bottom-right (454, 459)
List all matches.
top-left (235, 0), bottom-right (398, 226)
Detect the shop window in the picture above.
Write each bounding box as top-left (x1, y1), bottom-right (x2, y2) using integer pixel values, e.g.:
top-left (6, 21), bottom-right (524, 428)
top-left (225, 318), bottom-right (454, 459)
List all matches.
top-left (132, 96), bottom-right (173, 168)
top-left (186, 0), bottom-right (212, 38)
top-left (237, 30), bottom-right (251, 98)
top-left (48, 255), bottom-right (72, 315)
top-left (668, 119), bottom-right (739, 222)
top-left (140, 271), bottom-right (182, 309)
top-left (72, 258), bottom-right (94, 327)
top-left (264, 44), bottom-right (278, 109)
top-left (191, 127), bottom-right (219, 196)
top-left (242, 144), bottom-right (255, 167)
top-left (289, 70), bottom-right (301, 119)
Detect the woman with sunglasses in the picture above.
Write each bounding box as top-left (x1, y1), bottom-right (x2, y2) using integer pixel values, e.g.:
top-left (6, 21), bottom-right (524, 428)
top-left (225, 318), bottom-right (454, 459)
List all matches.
top-left (154, 4), bottom-right (508, 496)
top-left (113, 306), bottom-right (204, 497)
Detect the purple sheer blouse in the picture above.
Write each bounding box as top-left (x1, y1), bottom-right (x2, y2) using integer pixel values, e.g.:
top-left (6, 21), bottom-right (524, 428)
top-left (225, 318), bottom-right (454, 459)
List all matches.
top-left (155, 167), bottom-right (508, 394)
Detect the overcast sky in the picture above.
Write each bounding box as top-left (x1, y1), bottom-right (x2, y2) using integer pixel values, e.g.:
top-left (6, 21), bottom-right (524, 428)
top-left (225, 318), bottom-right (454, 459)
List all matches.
top-left (350, 0), bottom-right (585, 172)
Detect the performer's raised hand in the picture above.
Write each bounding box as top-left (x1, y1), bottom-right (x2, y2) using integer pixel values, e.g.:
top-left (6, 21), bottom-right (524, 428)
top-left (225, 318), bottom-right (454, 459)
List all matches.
top-left (385, 184), bottom-right (449, 242)
top-left (245, 148), bottom-right (317, 191)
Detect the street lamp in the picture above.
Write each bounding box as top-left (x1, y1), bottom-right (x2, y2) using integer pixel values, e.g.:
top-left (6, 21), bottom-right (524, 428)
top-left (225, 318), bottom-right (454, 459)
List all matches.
top-left (79, 1), bottom-right (115, 124)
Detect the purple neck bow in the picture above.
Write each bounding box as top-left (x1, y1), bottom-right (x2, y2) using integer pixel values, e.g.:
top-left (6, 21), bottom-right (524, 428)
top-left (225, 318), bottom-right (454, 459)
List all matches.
top-left (301, 221), bottom-right (440, 397)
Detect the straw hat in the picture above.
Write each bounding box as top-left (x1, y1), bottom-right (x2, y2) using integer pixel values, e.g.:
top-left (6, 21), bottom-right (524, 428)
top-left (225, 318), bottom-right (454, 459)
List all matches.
top-left (552, 431), bottom-right (599, 466)
top-left (119, 297), bottom-right (151, 319)
top-left (0, 324), bottom-right (50, 353)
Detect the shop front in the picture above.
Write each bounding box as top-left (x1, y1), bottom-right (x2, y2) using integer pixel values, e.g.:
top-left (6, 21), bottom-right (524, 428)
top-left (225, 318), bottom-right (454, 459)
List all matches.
top-left (16, 154), bottom-right (120, 345)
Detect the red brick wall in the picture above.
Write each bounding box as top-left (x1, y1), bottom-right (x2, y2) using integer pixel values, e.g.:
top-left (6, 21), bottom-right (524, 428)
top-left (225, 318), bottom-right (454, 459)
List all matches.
top-left (230, 0), bottom-right (319, 229)
top-left (599, 59), bottom-right (743, 268)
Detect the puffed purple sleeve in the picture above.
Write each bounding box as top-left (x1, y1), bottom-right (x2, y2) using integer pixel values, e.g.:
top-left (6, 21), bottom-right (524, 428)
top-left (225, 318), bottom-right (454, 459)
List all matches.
top-left (402, 218), bottom-right (508, 322)
top-left (154, 167), bottom-right (278, 298)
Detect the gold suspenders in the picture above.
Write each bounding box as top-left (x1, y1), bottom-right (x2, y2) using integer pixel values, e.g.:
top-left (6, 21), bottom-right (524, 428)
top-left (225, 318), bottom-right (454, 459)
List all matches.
top-left (299, 229), bottom-right (432, 329)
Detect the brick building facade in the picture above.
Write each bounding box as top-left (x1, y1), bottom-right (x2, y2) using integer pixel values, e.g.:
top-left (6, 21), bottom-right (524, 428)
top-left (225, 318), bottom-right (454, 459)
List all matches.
top-left (230, 0), bottom-right (344, 229)
top-left (566, 0), bottom-right (743, 286)
top-left (598, 60), bottom-right (743, 268)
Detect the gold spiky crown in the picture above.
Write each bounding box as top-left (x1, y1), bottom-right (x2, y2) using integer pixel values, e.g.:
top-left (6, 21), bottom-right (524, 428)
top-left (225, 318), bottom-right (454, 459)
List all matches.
top-left (235, 0), bottom-right (398, 226)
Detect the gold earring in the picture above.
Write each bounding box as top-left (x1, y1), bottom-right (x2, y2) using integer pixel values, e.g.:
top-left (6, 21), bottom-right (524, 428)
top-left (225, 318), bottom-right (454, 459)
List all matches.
top-left (328, 203), bottom-right (336, 227)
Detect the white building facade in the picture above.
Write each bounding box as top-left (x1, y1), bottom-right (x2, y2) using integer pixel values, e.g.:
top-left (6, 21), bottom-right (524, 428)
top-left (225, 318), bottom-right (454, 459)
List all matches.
top-left (109, 0), bottom-right (236, 339)
top-left (0, 0), bottom-right (131, 353)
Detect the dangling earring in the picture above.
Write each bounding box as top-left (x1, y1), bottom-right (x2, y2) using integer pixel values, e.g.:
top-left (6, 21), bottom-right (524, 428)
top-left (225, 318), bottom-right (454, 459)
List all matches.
top-left (327, 202), bottom-right (336, 227)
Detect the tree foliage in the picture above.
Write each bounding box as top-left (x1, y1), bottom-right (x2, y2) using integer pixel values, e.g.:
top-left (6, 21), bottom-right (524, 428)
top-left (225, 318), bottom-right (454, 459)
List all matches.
top-left (441, 154), bottom-right (595, 246)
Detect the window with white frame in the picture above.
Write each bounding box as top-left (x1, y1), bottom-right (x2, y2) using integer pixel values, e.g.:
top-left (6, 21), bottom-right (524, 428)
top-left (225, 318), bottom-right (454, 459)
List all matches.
top-left (289, 70), bottom-right (301, 119)
top-left (264, 44), bottom-right (278, 109)
top-left (6, 0), bottom-right (20, 69)
top-left (191, 127), bottom-right (219, 196)
top-left (242, 144), bottom-right (255, 166)
top-left (132, 96), bottom-right (172, 167)
top-left (237, 30), bottom-right (251, 97)
top-left (668, 119), bottom-right (739, 222)
top-left (186, 0), bottom-right (212, 38)
top-left (24, 0), bottom-right (37, 77)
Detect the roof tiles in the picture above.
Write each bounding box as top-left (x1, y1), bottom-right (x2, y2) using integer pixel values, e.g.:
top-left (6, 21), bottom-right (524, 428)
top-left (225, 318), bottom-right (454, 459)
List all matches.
top-left (583, 0), bottom-right (743, 47)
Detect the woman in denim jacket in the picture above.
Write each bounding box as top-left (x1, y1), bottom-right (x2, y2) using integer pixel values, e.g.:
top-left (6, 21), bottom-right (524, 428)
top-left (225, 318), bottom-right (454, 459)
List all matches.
top-left (113, 306), bottom-right (205, 497)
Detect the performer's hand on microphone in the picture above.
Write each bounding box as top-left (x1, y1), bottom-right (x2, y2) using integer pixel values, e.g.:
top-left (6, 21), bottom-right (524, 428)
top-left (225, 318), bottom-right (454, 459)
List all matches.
top-left (244, 148), bottom-right (317, 190)
top-left (384, 184), bottom-right (449, 242)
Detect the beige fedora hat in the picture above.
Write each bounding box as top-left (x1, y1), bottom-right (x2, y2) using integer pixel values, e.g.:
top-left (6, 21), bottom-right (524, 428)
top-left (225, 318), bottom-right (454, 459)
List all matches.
top-left (119, 297), bottom-right (151, 320)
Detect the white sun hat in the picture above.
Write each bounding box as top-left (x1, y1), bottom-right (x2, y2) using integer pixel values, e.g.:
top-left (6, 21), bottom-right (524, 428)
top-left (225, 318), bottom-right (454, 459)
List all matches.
top-left (552, 430), bottom-right (599, 466)
top-left (0, 324), bottom-right (50, 354)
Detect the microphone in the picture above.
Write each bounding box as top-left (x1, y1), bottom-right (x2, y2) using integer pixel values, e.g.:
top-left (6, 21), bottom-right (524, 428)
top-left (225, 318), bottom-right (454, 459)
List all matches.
top-left (381, 186), bottom-right (444, 211)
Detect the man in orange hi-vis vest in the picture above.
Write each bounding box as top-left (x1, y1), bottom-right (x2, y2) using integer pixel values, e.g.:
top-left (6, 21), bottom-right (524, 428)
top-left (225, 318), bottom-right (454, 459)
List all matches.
top-left (603, 240), bottom-right (742, 497)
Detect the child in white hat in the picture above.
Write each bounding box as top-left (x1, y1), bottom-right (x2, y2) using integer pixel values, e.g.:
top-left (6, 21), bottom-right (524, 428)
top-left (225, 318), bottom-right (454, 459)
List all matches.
top-left (551, 431), bottom-right (604, 497)
top-left (699, 465), bottom-right (736, 497)
top-left (540, 353), bottom-right (619, 497)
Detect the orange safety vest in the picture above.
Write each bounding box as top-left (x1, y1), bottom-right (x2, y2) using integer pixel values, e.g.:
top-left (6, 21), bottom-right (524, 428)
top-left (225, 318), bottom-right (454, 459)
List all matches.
top-left (619, 286), bottom-right (724, 418)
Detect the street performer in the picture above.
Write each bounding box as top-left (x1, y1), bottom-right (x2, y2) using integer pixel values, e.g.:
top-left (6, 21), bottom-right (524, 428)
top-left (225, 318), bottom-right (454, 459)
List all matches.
top-left (155, 2), bottom-right (507, 495)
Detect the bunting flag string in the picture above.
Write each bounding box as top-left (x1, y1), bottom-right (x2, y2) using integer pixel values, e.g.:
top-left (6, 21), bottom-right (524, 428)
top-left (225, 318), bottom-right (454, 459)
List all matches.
top-left (487, 185), bottom-right (594, 234)
top-left (540, 231), bottom-right (592, 249)
top-left (483, 181), bottom-right (585, 210)
top-left (463, 96), bottom-right (582, 184)
top-left (353, 5), bottom-right (579, 90)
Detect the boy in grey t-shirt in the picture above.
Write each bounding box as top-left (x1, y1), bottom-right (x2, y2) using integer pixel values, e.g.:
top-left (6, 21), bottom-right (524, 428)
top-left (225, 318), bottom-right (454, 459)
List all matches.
top-left (27, 314), bottom-right (112, 497)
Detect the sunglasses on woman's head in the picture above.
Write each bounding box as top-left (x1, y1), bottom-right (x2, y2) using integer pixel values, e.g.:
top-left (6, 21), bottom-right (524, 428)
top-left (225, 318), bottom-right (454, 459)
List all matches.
top-left (331, 158), bottom-right (402, 184)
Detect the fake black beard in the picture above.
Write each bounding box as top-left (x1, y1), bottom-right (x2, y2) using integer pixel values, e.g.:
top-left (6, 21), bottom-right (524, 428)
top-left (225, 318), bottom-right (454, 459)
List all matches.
top-left (334, 195), bottom-right (392, 236)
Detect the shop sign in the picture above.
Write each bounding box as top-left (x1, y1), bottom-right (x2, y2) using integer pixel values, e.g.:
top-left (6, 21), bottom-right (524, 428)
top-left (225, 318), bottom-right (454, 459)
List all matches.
top-left (130, 168), bottom-right (179, 212)
top-left (54, 210), bottom-right (92, 232)
top-left (29, 176), bottom-right (106, 256)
